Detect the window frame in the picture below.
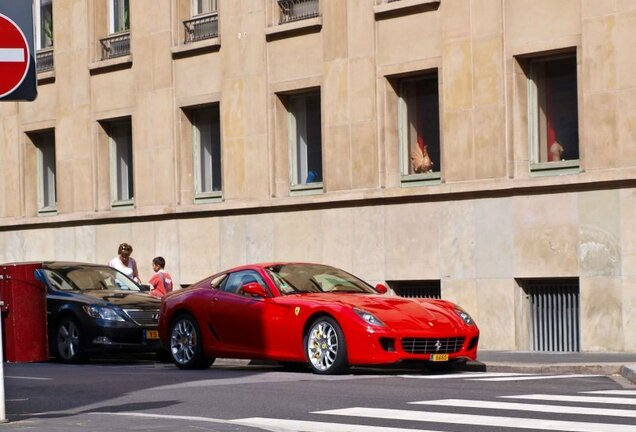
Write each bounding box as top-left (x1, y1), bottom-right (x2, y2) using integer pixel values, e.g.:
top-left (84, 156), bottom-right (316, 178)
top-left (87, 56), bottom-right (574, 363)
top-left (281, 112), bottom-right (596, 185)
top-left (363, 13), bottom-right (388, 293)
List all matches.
top-left (526, 53), bottom-right (580, 176)
top-left (34, 0), bottom-right (54, 50)
top-left (287, 90), bottom-right (323, 194)
top-left (190, 104), bottom-right (223, 202)
top-left (109, 0), bottom-right (130, 34)
top-left (34, 131), bottom-right (57, 214)
top-left (107, 119), bottom-right (134, 207)
top-left (192, 0), bottom-right (218, 16)
top-left (397, 73), bottom-right (442, 186)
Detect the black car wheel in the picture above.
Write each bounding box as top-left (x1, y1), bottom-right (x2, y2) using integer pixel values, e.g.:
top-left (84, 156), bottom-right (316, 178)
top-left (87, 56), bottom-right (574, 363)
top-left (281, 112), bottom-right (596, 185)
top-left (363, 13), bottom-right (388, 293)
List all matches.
top-left (304, 316), bottom-right (348, 375)
top-left (54, 317), bottom-right (87, 363)
top-left (169, 314), bottom-right (214, 369)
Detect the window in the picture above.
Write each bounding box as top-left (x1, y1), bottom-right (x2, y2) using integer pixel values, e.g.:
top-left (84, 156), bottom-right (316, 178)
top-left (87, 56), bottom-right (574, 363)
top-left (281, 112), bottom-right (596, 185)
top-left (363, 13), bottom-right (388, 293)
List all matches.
top-left (388, 280), bottom-right (441, 299)
top-left (398, 74), bottom-right (440, 181)
top-left (183, 0), bottom-right (219, 43)
top-left (528, 54), bottom-right (579, 171)
top-left (34, 131), bottom-right (57, 213)
top-left (35, 0), bottom-right (53, 49)
top-left (106, 119), bottom-right (134, 206)
top-left (277, 0), bottom-right (320, 24)
top-left (288, 91), bottom-right (322, 190)
top-left (109, 0), bottom-right (129, 34)
top-left (190, 105), bottom-right (222, 199)
top-left (193, 0), bottom-right (217, 15)
top-left (220, 271), bottom-right (268, 296)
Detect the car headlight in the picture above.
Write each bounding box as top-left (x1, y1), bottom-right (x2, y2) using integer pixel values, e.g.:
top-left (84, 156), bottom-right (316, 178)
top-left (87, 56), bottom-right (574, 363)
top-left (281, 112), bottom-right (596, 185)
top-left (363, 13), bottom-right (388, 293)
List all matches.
top-left (353, 307), bottom-right (385, 327)
top-left (83, 305), bottom-right (125, 322)
top-left (454, 307), bottom-right (475, 326)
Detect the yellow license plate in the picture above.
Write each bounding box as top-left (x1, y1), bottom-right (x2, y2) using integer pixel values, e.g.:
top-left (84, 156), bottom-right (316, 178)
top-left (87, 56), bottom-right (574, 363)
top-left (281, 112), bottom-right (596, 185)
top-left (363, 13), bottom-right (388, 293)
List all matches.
top-left (145, 330), bottom-right (159, 340)
top-left (431, 354), bottom-right (449, 362)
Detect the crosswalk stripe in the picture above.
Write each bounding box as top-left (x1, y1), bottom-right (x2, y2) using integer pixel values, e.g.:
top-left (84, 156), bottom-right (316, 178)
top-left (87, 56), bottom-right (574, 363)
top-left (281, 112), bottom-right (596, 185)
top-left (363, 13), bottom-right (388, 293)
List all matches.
top-left (234, 417), bottom-right (444, 432)
top-left (583, 390), bottom-right (636, 396)
top-left (316, 407), bottom-right (636, 432)
top-left (468, 374), bottom-right (600, 382)
top-left (410, 398), bottom-right (636, 418)
top-left (502, 394), bottom-right (636, 406)
top-left (399, 372), bottom-right (529, 380)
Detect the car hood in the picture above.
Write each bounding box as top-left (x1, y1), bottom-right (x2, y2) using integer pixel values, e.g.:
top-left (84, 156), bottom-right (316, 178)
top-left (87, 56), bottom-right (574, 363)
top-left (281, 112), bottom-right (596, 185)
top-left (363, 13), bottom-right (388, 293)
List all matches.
top-left (295, 294), bottom-right (468, 333)
top-left (51, 290), bottom-right (160, 309)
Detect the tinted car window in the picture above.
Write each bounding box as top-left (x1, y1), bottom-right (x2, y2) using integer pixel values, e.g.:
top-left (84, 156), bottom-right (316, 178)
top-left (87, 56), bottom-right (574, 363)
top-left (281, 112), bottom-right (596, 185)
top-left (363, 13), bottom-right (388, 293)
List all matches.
top-left (44, 266), bottom-right (141, 292)
top-left (221, 270), bottom-right (267, 296)
top-left (266, 264), bottom-right (375, 294)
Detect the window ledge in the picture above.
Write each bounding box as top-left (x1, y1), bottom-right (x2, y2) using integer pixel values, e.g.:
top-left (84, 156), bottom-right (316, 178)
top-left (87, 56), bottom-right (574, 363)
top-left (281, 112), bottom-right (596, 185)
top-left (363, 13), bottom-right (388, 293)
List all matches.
top-left (265, 16), bottom-right (322, 39)
top-left (374, 0), bottom-right (441, 18)
top-left (290, 182), bottom-right (323, 196)
top-left (172, 37), bottom-right (221, 58)
top-left (37, 70), bottom-right (55, 84)
top-left (401, 172), bottom-right (442, 187)
top-left (194, 192), bottom-right (223, 203)
top-left (88, 55), bottom-right (133, 75)
top-left (38, 207), bottom-right (58, 216)
top-left (530, 160), bottom-right (580, 177)
top-left (111, 200), bottom-right (135, 209)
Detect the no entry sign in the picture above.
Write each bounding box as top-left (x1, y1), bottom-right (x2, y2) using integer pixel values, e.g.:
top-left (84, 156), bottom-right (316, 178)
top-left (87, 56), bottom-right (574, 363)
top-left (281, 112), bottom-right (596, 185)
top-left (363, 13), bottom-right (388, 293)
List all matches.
top-left (0, 0), bottom-right (37, 102)
top-left (0, 13), bottom-right (30, 98)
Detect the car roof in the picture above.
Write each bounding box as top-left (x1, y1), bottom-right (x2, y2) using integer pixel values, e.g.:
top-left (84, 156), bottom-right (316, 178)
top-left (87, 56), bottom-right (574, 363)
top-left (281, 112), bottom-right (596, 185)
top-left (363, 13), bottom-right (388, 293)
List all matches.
top-left (1, 261), bottom-right (111, 270)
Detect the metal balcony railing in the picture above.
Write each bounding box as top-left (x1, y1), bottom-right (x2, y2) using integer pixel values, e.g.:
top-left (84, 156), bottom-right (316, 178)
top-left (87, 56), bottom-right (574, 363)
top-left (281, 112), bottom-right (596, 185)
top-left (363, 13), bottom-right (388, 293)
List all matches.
top-left (36, 47), bottom-right (54, 73)
top-left (277, 0), bottom-right (319, 25)
top-left (183, 12), bottom-right (219, 43)
top-left (100, 32), bottom-right (131, 60)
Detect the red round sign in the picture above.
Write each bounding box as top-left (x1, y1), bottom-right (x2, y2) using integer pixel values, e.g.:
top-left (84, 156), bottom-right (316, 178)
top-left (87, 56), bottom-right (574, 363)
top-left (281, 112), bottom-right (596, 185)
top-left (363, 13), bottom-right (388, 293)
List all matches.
top-left (0, 13), bottom-right (30, 98)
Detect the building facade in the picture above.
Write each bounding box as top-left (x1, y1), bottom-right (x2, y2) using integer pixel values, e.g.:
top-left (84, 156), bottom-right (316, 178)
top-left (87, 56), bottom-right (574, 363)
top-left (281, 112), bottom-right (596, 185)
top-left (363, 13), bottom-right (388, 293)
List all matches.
top-left (1, 0), bottom-right (635, 353)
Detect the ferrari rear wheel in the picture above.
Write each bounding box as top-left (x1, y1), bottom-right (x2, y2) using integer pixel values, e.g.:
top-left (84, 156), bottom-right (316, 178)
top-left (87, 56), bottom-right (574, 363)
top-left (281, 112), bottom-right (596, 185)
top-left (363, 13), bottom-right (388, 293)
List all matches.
top-left (305, 317), bottom-right (348, 375)
top-left (169, 314), bottom-right (214, 370)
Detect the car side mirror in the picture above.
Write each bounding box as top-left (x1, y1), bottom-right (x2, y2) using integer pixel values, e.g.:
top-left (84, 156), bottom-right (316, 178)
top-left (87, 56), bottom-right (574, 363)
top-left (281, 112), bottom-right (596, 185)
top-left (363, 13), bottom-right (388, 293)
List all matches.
top-left (375, 283), bottom-right (388, 294)
top-left (242, 282), bottom-right (269, 298)
top-left (139, 283), bottom-right (151, 292)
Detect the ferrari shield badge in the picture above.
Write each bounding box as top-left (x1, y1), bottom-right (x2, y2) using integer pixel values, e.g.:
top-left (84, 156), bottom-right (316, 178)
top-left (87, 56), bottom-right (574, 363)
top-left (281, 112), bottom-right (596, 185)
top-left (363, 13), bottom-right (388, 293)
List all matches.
top-left (294, 306), bottom-right (300, 316)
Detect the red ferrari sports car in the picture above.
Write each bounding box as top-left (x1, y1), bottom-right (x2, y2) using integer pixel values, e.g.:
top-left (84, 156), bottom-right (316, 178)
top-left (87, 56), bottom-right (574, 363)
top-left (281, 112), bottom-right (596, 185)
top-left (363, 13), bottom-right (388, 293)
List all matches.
top-left (158, 263), bottom-right (479, 374)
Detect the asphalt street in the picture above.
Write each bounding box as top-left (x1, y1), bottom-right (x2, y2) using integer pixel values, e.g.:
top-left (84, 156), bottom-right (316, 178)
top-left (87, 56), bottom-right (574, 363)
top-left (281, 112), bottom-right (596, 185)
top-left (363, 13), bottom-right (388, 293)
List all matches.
top-left (1, 353), bottom-right (635, 432)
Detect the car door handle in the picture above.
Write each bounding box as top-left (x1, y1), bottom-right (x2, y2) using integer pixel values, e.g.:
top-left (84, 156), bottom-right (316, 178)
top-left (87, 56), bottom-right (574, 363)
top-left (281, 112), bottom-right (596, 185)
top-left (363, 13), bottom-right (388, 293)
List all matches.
top-left (212, 297), bottom-right (219, 302)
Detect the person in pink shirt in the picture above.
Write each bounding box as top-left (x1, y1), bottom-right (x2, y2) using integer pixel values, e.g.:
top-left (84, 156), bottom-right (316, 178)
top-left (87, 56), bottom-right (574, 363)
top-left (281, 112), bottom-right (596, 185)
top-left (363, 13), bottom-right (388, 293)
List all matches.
top-left (148, 256), bottom-right (174, 298)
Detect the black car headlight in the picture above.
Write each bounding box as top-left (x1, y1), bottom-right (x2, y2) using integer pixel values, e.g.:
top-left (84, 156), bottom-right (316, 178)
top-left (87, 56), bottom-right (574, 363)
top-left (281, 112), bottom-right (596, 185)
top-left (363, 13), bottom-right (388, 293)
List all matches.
top-left (454, 307), bottom-right (476, 326)
top-left (353, 307), bottom-right (385, 327)
top-left (83, 305), bottom-right (125, 322)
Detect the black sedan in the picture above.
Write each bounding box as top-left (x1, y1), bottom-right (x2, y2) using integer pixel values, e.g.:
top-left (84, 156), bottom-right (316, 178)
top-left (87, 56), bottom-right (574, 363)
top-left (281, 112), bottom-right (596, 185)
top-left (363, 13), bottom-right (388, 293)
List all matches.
top-left (36, 262), bottom-right (162, 363)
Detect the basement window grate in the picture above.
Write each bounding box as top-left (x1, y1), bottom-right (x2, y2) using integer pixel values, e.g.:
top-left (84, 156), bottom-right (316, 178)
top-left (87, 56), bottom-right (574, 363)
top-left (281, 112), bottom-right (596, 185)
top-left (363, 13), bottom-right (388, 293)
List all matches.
top-left (524, 278), bottom-right (580, 352)
top-left (388, 280), bottom-right (441, 299)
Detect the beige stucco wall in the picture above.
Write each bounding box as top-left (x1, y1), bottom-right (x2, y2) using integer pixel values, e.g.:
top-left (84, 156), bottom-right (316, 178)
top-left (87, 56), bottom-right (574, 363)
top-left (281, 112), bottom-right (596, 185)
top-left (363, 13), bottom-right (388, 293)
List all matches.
top-left (1, 0), bottom-right (636, 352)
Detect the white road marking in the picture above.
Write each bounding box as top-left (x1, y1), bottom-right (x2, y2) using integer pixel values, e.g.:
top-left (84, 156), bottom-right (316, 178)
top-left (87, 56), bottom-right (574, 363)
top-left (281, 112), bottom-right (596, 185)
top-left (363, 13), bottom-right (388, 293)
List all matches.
top-left (316, 407), bottom-right (636, 432)
top-left (0, 48), bottom-right (25, 62)
top-left (399, 372), bottom-right (529, 379)
top-left (235, 417), bottom-right (444, 432)
top-left (411, 398), bottom-right (636, 418)
top-left (468, 374), bottom-right (600, 382)
top-left (95, 412), bottom-right (444, 432)
top-left (583, 390), bottom-right (636, 396)
top-left (503, 394), bottom-right (636, 406)
top-left (5, 375), bottom-right (53, 381)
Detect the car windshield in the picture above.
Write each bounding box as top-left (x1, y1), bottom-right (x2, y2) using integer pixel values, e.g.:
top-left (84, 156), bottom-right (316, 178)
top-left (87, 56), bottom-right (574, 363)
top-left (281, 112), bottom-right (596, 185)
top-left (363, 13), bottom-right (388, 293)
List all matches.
top-left (42, 266), bottom-right (142, 292)
top-left (265, 264), bottom-right (375, 295)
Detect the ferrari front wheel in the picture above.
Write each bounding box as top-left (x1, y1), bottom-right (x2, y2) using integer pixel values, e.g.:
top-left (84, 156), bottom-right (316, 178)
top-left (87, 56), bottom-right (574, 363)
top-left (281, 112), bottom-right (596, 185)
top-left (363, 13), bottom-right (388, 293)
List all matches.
top-left (305, 317), bottom-right (348, 375)
top-left (169, 314), bottom-right (214, 370)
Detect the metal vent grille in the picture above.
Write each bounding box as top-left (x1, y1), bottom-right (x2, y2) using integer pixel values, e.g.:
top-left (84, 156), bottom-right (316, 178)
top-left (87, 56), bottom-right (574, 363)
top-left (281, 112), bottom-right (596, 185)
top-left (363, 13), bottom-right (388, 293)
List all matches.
top-left (401, 337), bottom-right (465, 354)
top-left (526, 279), bottom-right (580, 352)
top-left (389, 280), bottom-right (441, 299)
top-left (122, 308), bottom-right (159, 327)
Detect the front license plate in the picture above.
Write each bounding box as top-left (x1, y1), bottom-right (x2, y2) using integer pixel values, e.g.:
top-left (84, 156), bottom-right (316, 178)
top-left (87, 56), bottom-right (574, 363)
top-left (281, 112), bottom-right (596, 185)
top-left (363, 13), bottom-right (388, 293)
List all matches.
top-left (145, 330), bottom-right (159, 340)
top-left (431, 353), bottom-right (449, 362)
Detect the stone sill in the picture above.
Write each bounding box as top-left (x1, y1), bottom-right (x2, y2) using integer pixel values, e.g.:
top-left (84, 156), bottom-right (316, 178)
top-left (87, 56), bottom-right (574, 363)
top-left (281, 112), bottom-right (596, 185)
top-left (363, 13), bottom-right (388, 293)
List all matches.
top-left (374, 0), bottom-right (441, 18)
top-left (265, 16), bottom-right (322, 38)
top-left (37, 70), bottom-right (55, 84)
top-left (4, 167), bottom-right (636, 229)
top-left (171, 37), bottom-right (221, 58)
top-left (88, 55), bottom-right (133, 74)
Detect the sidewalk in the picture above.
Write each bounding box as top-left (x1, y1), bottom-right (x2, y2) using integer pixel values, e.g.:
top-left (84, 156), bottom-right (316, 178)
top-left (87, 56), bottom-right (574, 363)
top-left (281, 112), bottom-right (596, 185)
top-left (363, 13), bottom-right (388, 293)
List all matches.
top-left (470, 350), bottom-right (636, 384)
